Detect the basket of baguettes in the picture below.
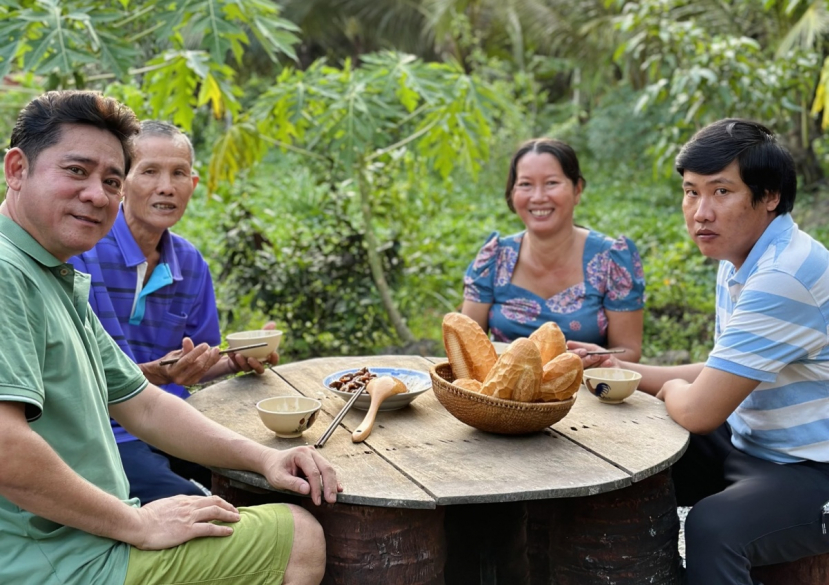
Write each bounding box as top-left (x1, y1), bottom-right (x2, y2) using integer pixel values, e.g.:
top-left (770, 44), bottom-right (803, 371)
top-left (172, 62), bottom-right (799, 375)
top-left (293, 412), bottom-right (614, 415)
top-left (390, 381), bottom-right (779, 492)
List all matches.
top-left (430, 313), bottom-right (583, 435)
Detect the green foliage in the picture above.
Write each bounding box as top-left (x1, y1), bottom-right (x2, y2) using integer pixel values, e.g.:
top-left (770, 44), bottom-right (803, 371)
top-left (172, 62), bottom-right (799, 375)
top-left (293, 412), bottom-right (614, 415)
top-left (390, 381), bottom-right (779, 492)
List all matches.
top-left (613, 0), bottom-right (821, 175)
top-left (0, 0), bottom-right (298, 131)
top-left (210, 179), bottom-right (402, 360)
top-left (209, 50), bottom-right (504, 192)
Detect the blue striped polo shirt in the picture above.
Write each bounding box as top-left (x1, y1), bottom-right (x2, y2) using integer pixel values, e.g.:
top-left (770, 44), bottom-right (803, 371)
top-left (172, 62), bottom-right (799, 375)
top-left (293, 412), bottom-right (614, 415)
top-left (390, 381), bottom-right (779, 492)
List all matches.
top-left (708, 213), bottom-right (829, 463)
top-left (69, 207), bottom-right (221, 443)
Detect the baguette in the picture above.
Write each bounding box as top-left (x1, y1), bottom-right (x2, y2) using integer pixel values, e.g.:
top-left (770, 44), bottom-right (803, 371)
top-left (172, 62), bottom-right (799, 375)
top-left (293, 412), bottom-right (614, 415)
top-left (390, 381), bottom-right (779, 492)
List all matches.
top-left (529, 321), bottom-right (567, 364)
top-left (480, 338), bottom-right (542, 401)
top-left (454, 378), bottom-right (483, 393)
top-left (536, 352), bottom-right (583, 402)
top-left (442, 312), bottom-right (497, 382)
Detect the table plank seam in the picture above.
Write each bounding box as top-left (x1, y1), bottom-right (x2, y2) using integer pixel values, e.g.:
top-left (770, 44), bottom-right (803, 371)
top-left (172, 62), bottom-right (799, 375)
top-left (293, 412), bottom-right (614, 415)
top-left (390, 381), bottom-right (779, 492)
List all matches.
top-left (356, 439), bottom-right (443, 504)
top-left (552, 428), bottom-right (638, 479)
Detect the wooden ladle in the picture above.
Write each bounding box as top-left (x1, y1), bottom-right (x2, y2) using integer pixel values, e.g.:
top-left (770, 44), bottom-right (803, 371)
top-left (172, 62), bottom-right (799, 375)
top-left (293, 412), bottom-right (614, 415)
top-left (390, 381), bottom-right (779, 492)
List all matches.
top-left (352, 376), bottom-right (407, 443)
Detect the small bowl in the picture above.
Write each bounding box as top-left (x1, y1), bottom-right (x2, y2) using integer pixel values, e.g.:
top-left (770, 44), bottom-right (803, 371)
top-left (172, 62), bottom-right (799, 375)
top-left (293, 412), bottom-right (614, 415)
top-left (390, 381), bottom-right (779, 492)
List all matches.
top-left (226, 330), bottom-right (283, 360)
top-left (256, 396), bottom-right (321, 437)
top-left (323, 367), bottom-right (432, 411)
top-left (582, 368), bottom-right (642, 404)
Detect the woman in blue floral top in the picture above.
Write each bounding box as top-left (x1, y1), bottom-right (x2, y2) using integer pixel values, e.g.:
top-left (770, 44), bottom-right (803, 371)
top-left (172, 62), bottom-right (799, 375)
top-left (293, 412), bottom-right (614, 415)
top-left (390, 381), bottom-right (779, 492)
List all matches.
top-left (462, 138), bottom-right (646, 361)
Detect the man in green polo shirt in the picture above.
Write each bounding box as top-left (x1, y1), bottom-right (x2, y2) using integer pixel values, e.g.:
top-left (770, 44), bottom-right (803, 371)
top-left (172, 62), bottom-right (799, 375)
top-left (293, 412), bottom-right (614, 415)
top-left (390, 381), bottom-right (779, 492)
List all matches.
top-left (0, 91), bottom-right (340, 585)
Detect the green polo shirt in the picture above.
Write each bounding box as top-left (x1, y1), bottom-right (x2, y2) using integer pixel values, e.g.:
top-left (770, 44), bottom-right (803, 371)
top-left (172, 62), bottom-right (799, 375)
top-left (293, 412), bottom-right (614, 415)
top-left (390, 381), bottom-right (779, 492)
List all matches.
top-left (0, 215), bottom-right (148, 585)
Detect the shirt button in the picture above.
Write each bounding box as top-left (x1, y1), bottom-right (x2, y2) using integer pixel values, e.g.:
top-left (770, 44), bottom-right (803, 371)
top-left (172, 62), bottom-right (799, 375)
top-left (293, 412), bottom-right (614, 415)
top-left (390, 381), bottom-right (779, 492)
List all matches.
top-left (60, 268), bottom-right (69, 276)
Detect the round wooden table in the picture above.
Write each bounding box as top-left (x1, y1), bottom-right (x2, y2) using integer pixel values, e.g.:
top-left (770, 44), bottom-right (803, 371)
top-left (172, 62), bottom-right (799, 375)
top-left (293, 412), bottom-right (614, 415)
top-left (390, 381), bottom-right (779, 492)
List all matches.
top-left (188, 355), bottom-right (689, 585)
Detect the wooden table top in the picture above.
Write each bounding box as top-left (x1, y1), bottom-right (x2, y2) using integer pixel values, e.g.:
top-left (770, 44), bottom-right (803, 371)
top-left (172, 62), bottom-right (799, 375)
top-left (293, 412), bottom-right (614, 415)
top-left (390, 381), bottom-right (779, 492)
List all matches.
top-left (188, 355), bottom-right (689, 509)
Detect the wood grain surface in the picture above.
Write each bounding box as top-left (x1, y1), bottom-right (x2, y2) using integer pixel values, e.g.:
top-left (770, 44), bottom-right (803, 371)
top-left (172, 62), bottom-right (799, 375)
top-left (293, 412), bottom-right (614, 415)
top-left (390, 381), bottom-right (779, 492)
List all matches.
top-left (189, 355), bottom-right (689, 508)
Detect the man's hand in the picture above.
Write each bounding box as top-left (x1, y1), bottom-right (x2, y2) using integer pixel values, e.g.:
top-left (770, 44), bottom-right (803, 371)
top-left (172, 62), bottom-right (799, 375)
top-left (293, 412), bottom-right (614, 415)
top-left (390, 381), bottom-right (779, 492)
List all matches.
top-left (656, 378), bottom-right (690, 402)
top-left (566, 340), bottom-right (621, 369)
top-left (141, 337), bottom-right (221, 386)
top-left (225, 321), bottom-right (280, 376)
top-left (260, 446), bottom-right (342, 506)
top-left (129, 495), bottom-right (240, 550)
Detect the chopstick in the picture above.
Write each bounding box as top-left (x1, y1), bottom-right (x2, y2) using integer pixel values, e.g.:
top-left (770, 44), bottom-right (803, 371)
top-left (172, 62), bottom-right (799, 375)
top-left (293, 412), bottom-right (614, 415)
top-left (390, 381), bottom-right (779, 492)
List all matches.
top-left (583, 349), bottom-right (626, 356)
top-left (158, 342), bottom-right (268, 366)
top-left (314, 385), bottom-right (366, 449)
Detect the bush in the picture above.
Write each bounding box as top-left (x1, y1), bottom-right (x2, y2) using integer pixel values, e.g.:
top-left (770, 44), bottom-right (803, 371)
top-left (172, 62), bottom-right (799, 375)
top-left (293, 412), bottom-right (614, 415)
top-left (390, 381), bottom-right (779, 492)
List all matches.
top-left (213, 180), bottom-right (402, 361)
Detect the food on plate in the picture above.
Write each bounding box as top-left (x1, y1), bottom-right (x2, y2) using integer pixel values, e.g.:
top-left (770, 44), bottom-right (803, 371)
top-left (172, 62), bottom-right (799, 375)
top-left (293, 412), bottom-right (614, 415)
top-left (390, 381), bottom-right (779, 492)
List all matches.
top-left (328, 367), bottom-right (378, 393)
top-left (528, 321), bottom-right (566, 363)
top-left (442, 312), bottom-right (497, 382)
top-left (440, 313), bottom-right (583, 403)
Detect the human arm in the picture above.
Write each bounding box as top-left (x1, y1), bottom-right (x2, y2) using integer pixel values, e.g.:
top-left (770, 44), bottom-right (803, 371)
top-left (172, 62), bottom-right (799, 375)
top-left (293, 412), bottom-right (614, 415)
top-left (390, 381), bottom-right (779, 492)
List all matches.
top-left (656, 367), bottom-right (759, 433)
top-left (0, 401), bottom-right (240, 549)
top-left (461, 300), bottom-right (492, 333)
top-left (567, 340), bottom-right (705, 395)
top-left (604, 309), bottom-right (643, 363)
top-left (600, 235), bottom-right (646, 362)
top-left (109, 385), bottom-right (340, 505)
top-left (461, 232), bottom-right (500, 334)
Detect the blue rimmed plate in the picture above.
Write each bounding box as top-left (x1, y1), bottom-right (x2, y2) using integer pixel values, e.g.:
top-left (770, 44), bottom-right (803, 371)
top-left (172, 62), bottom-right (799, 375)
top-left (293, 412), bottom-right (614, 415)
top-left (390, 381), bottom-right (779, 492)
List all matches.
top-left (322, 367), bottom-right (432, 411)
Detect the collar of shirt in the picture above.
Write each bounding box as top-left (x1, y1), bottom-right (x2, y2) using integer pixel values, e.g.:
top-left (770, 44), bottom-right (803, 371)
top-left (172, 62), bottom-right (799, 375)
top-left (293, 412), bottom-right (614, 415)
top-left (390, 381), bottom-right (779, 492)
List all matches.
top-left (0, 214), bottom-right (91, 318)
top-left (0, 214), bottom-right (64, 268)
top-left (728, 213), bottom-right (795, 290)
top-left (111, 205), bottom-right (183, 282)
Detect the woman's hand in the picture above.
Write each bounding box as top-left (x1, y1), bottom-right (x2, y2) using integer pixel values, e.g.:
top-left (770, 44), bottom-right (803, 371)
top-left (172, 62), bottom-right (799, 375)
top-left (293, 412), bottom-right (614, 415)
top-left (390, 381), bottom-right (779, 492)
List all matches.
top-left (566, 340), bottom-right (622, 369)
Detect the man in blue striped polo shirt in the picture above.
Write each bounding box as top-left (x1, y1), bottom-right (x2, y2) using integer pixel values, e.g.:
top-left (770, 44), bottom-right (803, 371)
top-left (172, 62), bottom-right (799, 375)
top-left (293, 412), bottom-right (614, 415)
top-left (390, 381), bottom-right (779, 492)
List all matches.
top-left (572, 119), bottom-right (829, 584)
top-left (69, 121), bottom-right (277, 503)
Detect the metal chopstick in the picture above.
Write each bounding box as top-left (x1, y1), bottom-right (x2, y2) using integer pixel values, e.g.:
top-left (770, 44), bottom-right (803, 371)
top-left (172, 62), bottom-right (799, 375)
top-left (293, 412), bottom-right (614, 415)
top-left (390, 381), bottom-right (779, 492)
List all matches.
top-left (583, 349), bottom-right (626, 356)
top-left (158, 342), bottom-right (268, 366)
top-left (315, 385), bottom-right (366, 448)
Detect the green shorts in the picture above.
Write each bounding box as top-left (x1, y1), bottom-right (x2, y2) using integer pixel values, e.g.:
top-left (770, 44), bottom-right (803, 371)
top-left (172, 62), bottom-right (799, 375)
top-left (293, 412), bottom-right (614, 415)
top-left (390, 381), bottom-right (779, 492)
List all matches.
top-left (124, 504), bottom-right (294, 585)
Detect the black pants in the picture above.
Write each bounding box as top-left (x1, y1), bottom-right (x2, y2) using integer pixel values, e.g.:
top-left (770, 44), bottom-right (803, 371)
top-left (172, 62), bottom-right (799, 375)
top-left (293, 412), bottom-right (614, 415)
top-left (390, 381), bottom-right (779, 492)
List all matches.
top-left (118, 439), bottom-right (212, 504)
top-left (673, 424), bottom-right (829, 585)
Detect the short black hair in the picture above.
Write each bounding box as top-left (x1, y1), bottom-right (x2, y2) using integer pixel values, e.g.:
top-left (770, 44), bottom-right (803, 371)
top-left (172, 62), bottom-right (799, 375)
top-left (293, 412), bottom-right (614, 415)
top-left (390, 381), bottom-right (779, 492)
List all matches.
top-left (10, 90), bottom-right (140, 174)
top-left (505, 138), bottom-right (585, 212)
top-left (674, 119), bottom-right (797, 215)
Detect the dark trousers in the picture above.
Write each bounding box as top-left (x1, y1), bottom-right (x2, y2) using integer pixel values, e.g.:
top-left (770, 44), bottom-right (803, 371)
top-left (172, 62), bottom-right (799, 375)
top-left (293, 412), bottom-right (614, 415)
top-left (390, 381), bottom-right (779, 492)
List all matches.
top-left (673, 424), bottom-right (829, 585)
top-left (118, 439), bottom-right (212, 504)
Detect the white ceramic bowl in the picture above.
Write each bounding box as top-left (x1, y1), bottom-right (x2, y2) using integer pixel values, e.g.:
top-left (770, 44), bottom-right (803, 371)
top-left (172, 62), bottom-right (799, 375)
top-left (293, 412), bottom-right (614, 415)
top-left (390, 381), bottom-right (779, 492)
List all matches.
top-left (226, 329), bottom-right (283, 360)
top-left (582, 368), bottom-right (642, 404)
top-left (256, 396), bottom-right (321, 437)
top-left (323, 367), bottom-right (432, 411)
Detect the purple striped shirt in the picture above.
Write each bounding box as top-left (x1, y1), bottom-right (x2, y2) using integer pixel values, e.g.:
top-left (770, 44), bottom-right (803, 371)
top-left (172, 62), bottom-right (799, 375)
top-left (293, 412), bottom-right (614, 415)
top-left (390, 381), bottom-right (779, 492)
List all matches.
top-left (69, 207), bottom-right (221, 443)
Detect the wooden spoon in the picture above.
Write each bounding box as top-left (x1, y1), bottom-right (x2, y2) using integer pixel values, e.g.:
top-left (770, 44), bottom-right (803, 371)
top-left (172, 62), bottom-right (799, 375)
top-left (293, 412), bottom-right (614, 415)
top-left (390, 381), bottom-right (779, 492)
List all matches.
top-left (351, 376), bottom-right (407, 443)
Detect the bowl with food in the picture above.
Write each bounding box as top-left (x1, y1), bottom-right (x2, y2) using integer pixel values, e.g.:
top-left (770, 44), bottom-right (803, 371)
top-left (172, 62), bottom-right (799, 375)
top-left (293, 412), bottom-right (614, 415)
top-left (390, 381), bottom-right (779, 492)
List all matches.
top-left (323, 366), bottom-right (432, 411)
top-left (256, 396), bottom-right (321, 438)
top-left (582, 368), bottom-right (642, 404)
top-left (226, 329), bottom-right (283, 360)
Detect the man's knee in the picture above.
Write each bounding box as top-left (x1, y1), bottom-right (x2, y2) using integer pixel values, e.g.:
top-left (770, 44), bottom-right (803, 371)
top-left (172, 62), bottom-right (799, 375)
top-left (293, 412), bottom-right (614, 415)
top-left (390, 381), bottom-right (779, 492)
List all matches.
top-left (685, 495), bottom-right (747, 557)
top-left (284, 505), bottom-right (326, 585)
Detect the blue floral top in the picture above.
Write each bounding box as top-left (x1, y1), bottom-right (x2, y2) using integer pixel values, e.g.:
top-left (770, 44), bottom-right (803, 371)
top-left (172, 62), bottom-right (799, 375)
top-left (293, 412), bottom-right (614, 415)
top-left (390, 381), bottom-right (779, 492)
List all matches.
top-left (463, 230), bottom-right (646, 343)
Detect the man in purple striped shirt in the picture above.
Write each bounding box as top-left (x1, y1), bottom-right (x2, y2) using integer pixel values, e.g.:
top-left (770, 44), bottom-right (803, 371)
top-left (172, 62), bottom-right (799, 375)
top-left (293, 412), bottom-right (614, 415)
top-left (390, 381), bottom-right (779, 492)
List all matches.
top-left (70, 121), bottom-right (276, 503)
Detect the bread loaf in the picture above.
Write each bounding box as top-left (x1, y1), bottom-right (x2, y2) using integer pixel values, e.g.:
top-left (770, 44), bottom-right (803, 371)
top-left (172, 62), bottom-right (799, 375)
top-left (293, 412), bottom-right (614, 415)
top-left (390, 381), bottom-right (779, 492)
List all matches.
top-left (454, 378), bottom-right (483, 393)
top-left (536, 353), bottom-right (583, 402)
top-left (480, 338), bottom-right (542, 401)
top-left (529, 322), bottom-right (567, 364)
top-left (442, 313), bottom-right (497, 382)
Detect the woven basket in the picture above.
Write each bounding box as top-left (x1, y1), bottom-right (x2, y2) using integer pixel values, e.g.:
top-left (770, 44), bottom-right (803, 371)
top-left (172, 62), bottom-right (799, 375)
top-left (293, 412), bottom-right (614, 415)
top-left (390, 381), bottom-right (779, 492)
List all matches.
top-left (429, 362), bottom-right (576, 435)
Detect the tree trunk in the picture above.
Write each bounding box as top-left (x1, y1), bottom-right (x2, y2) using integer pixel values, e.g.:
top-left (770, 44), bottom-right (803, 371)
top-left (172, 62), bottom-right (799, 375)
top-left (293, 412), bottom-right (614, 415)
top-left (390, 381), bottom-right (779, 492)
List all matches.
top-left (357, 170), bottom-right (417, 345)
